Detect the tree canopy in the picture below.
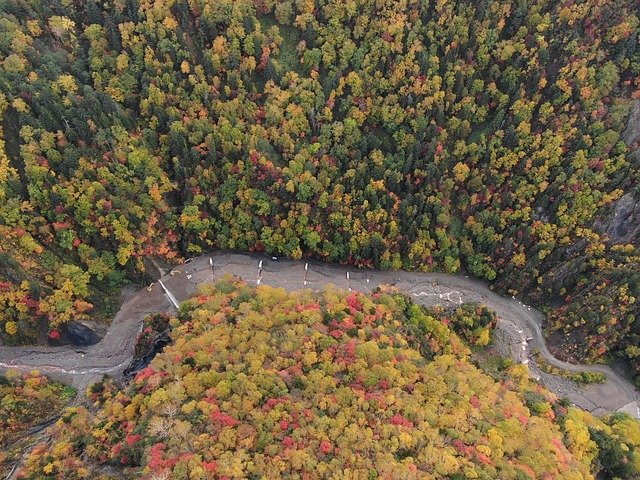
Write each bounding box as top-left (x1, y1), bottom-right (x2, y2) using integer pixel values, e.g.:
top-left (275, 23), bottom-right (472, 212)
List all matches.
top-left (12, 279), bottom-right (640, 479)
top-left (0, 0), bottom-right (638, 377)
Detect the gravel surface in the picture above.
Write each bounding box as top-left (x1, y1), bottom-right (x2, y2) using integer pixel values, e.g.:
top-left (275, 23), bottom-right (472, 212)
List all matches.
top-left (0, 252), bottom-right (637, 416)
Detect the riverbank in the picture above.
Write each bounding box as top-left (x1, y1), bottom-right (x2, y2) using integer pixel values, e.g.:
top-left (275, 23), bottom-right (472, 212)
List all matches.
top-left (0, 252), bottom-right (637, 417)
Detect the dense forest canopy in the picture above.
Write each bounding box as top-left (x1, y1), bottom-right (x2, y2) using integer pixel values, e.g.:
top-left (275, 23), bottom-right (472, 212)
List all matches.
top-left (0, 371), bottom-right (75, 477)
top-left (0, 371), bottom-right (74, 447)
top-left (0, 0), bottom-right (638, 377)
top-left (10, 279), bottom-right (640, 479)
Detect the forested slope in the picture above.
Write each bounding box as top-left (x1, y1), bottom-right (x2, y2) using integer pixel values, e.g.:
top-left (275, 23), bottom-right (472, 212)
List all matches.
top-left (11, 280), bottom-right (640, 479)
top-left (0, 0), bottom-right (638, 376)
top-left (0, 371), bottom-right (75, 477)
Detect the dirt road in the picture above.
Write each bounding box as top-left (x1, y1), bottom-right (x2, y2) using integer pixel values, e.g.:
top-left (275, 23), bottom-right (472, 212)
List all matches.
top-left (0, 252), bottom-right (637, 416)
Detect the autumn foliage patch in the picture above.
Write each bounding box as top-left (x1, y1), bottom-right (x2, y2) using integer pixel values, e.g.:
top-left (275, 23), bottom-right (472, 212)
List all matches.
top-left (12, 279), bottom-right (640, 479)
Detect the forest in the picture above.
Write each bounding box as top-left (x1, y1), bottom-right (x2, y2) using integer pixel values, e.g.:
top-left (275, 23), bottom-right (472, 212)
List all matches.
top-left (0, 0), bottom-right (638, 378)
top-left (0, 371), bottom-right (74, 447)
top-left (9, 279), bottom-right (640, 479)
top-left (0, 371), bottom-right (75, 477)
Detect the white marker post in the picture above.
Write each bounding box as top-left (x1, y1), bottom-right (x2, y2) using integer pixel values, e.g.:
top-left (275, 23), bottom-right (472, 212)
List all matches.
top-left (159, 280), bottom-right (179, 309)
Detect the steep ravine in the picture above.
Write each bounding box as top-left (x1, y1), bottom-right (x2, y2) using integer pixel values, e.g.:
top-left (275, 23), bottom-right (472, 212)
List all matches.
top-left (0, 252), bottom-right (637, 418)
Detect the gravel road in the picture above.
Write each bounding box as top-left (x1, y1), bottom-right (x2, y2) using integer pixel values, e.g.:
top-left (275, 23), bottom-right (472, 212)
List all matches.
top-left (0, 252), bottom-right (637, 416)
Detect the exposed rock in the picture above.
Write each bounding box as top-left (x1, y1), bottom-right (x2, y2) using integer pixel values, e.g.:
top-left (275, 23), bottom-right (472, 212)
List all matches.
top-left (591, 99), bottom-right (640, 245)
top-left (617, 401), bottom-right (640, 419)
top-left (537, 256), bottom-right (586, 298)
top-left (142, 256), bottom-right (170, 280)
top-left (623, 99), bottom-right (640, 158)
top-left (596, 192), bottom-right (640, 245)
top-left (122, 331), bottom-right (171, 378)
top-left (50, 321), bottom-right (100, 347)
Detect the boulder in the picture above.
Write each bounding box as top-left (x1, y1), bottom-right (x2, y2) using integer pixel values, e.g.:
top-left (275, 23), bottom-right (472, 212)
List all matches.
top-left (55, 321), bottom-right (100, 347)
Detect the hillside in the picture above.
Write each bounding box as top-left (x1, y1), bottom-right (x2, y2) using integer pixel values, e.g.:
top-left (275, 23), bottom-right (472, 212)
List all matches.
top-left (0, 371), bottom-right (75, 478)
top-left (9, 279), bottom-right (640, 479)
top-left (0, 1), bottom-right (638, 376)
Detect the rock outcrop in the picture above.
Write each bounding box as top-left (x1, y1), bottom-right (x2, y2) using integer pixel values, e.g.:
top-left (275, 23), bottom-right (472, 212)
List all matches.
top-left (53, 321), bottom-right (100, 347)
top-left (593, 99), bottom-right (640, 245)
top-left (600, 192), bottom-right (640, 245)
top-left (623, 99), bottom-right (640, 158)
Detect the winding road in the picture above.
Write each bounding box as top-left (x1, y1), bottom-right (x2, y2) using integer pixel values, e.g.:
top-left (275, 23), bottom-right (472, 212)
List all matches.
top-left (0, 252), bottom-right (637, 417)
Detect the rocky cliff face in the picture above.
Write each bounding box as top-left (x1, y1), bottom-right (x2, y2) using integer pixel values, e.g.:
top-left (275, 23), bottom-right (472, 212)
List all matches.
top-left (623, 100), bottom-right (640, 157)
top-left (599, 192), bottom-right (640, 245)
top-left (593, 99), bottom-right (640, 245)
top-left (532, 100), bottom-right (639, 305)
